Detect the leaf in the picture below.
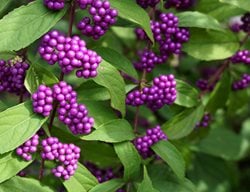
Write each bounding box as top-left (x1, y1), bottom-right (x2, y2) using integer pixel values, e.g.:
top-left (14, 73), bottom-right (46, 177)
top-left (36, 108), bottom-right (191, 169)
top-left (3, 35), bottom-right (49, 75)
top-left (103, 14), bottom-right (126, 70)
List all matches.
top-left (227, 89), bottom-right (249, 115)
top-left (109, 0), bottom-right (154, 43)
top-left (183, 29), bottom-right (239, 61)
top-left (89, 179), bottom-right (125, 192)
top-left (93, 61), bottom-right (126, 117)
top-left (206, 71), bottom-right (231, 113)
top-left (0, 101), bottom-right (47, 154)
top-left (0, 0), bottom-right (11, 14)
top-left (63, 163), bottom-right (98, 192)
top-left (0, 151), bottom-right (33, 183)
top-left (94, 47), bottom-right (138, 79)
top-left (175, 79), bottom-right (200, 108)
top-left (81, 119), bottom-right (135, 143)
top-left (137, 166), bottom-right (159, 192)
top-left (0, 0), bottom-right (67, 52)
top-left (25, 64), bottom-right (59, 93)
top-left (152, 141), bottom-right (185, 180)
top-left (219, 0), bottom-right (250, 12)
top-left (162, 104), bottom-right (204, 140)
top-left (0, 176), bottom-right (54, 192)
top-left (114, 141), bottom-right (141, 181)
top-left (177, 11), bottom-right (224, 31)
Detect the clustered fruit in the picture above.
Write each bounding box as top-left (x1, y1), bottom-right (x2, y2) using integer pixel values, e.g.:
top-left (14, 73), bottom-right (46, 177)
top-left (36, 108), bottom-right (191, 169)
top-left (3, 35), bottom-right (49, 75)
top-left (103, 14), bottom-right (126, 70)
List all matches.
top-left (43, 0), bottom-right (65, 10)
top-left (164, 0), bottom-right (195, 10)
top-left (39, 30), bottom-right (102, 78)
top-left (196, 113), bottom-right (212, 128)
top-left (136, 0), bottom-right (160, 8)
top-left (133, 125), bottom-right (167, 158)
top-left (232, 74), bottom-right (250, 90)
top-left (240, 12), bottom-right (250, 33)
top-left (126, 74), bottom-right (177, 111)
top-left (32, 81), bottom-right (94, 135)
top-left (0, 57), bottom-right (29, 95)
top-left (231, 50), bottom-right (250, 65)
top-left (41, 137), bottom-right (80, 180)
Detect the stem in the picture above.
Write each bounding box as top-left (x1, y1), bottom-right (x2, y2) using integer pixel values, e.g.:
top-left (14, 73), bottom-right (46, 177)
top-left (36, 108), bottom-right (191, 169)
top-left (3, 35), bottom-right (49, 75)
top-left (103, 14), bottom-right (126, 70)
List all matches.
top-left (38, 159), bottom-right (45, 180)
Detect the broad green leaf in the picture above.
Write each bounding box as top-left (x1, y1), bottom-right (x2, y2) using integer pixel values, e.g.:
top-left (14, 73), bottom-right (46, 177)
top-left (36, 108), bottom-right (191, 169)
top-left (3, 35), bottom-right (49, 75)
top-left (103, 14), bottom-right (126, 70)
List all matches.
top-left (183, 29), bottom-right (239, 61)
top-left (193, 128), bottom-right (248, 160)
top-left (0, 101), bottom-right (47, 154)
top-left (206, 71), bottom-right (231, 113)
top-left (25, 64), bottom-right (59, 93)
top-left (93, 61), bottom-right (126, 117)
top-left (0, 0), bottom-right (67, 52)
top-left (114, 141), bottom-right (141, 181)
top-left (137, 166), bottom-right (159, 192)
top-left (0, 151), bottom-right (33, 183)
top-left (175, 79), bottom-right (200, 108)
top-left (152, 141), bottom-right (185, 180)
top-left (219, 0), bottom-right (250, 11)
top-left (177, 11), bottom-right (224, 31)
top-left (94, 47), bottom-right (138, 79)
top-left (63, 163), bottom-right (98, 192)
top-left (0, 176), bottom-right (53, 192)
top-left (227, 89), bottom-right (249, 115)
top-left (81, 119), bottom-right (135, 143)
top-left (0, 0), bottom-right (11, 14)
top-left (109, 0), bottom-right (154, 43)
top-left (89, 179), bottom-right (125, 192)
top-left (162, 104), bottom-right (204, 140)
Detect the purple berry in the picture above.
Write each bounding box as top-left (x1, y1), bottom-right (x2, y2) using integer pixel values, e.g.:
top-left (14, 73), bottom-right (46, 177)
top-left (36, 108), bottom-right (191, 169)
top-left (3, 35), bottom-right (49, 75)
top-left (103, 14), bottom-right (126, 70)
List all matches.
top-left (240, 12), bottom-right (250, 33)
top-left (44, 0), bottom-right (65, 10)
top-left (231, 50), bottom-right (250, 65)
top-left (232, 73), bottom-right (250, 90)
top-left (196, 113), bottom-right (212, 128)
top-left (136, 0), bottom-right (160, 8)
top-left (164, 0), bottom-right (195, 10)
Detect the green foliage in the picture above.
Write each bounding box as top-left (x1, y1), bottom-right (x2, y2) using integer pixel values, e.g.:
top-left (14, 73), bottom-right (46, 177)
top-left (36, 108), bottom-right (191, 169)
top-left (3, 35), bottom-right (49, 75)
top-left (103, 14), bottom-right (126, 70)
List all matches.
top-left (89, 179), bottom-right (125, 192)
top-left (137, 166), bottom-right (159, 192)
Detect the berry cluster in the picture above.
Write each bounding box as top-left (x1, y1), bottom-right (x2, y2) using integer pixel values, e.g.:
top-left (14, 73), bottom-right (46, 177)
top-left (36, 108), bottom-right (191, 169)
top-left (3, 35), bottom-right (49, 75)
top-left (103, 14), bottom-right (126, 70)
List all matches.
top-left (134, 28), bottom-right (147, 41)
top-left (77, 0), bottom-right (118, 39)
top-left (133, 126), bottom-right (167, 158)
top-left (164, 0), bottom-right (195, 10)
top-left (240, 12), bottom-right (250, 33)
top-left (196, 113), bottom-right (211, 128)
top-left (229, 16), bottom-right (242, 33)
top-left (0, 57), bottom-right (29, 94)
top-left (16, 134), bottom-right (39, 161)
top-left (126, 74), bottom-right (177, 111)
top-left (41, 137), bottom-right (80, 180)
top-left (231, 50), bottom-right (250, 65)
top-left (39, 30), bottom-right (102, 78)
top-left (43, 0), bottom-right (65, 10)
top-left (232, 74), bottom-right (250, 90)
top-left (136, 0), bottom-right (160, 8)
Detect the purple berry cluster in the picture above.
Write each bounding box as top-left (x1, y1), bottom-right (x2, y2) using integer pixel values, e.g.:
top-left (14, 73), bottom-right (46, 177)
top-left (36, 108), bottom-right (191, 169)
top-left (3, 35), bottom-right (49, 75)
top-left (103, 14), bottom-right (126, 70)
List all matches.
top-left (231, 50), bottom-right (250, 65)
top-left (43, 0), bottom-right (65, 10)
top-left (32, 85), bottom-right (54, 117)
top-left (16, 134), bottom-right (39, 161)
top-left (134, 28), bottom-right (147, 41)
top-left (77, 0), bottom-right (118, 39)
top-left (0, 58), bottom-right (29, 94)
top-left (126, 74), bottom-right (177, 111)
top-left (196, 113), bottom-right (211, 128)
top-left (240, 12), bottom-right (250, 33)
top-left (39, 30), bottom-right (102, 78)
top-left (133, 125), bottom-right (167, 158)
top-left (232, 74), bottom-right (250, 90)
top-left (164, 0), bottom-right (195, 10)
top-left (136, 0), bottom-right (160, 8)
top-left (41, 137), bottom-right (80, 180)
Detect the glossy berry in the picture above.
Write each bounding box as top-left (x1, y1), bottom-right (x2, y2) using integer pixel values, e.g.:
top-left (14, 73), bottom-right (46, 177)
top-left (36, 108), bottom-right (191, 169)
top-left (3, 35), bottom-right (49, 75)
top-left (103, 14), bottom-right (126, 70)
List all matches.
top-left (240, 12), bottom-right (250, 33)
top-left (16, 134), bottom-right (39, 161)
top-left (44, 0), bottom-right (65, 10)
top-left (231, 50), bottom-right (250, 65)
top-left (32, 85), bottom-right (54, 117)
top-left (136, 0), bottom-right (160, 8)
top-left (232, 74), bottom-right (250, 90)
top-left (196, 113), bottom-right (211, 128)
top-left (126, 89), bottom-right (145, 106)
top-left (134, 28), bottom-right (147, 40)
top-left (41, 137), bottom-right (81, 180)
top-left (164, 0), bottom-right (195, 10)
top-left (133, 125), bottom-right (167, 158)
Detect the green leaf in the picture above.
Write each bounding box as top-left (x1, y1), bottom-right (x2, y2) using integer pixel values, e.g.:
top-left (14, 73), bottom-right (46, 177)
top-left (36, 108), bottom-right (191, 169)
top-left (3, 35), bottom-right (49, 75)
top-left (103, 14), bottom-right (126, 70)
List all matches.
top-left (114, 141), bottom-right (141, 181)
top-left (0, 176), bottom-right (53, 192)
top-left (0, 0), bottom-right (67, 52)
top-left (152, 141), bottom-right (185, 180)
top-left (109, 0), bottom-right (154, 43)
top-left (0, 151), bottom-right (33, 183)
top-left (0, 1), bottom-right (11, 14)
top-left (227, 89), bottom-right (249, 115)
top-left (0, 101), bottom-right (47, 154)
top-left (25, 64), bottom-right (59, 93)
top-left (206, 71), bottom-right (231, 113)
top-left (137, 166), bottom-right (159, 192)
top-left (94, 47), bottom-right (138, 79)
top-left (89, 179), bottom-right (125, 192)
top-left (162, 104), bottom-right (204, 140)
top-left (93, 61), bottom-right (126, 117)
top-left (219, 0), bottom-right (250, 12)
top-left (63, 163), bottom-right (98, 192)
top-left (183, 29), bottom-right (239, 61)
top-left (81, 119), bottom-right (135, 143)
top-left (175, 79), bottom-right (200, 108)
top-left (177, 11), bottom-right (224, 31)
